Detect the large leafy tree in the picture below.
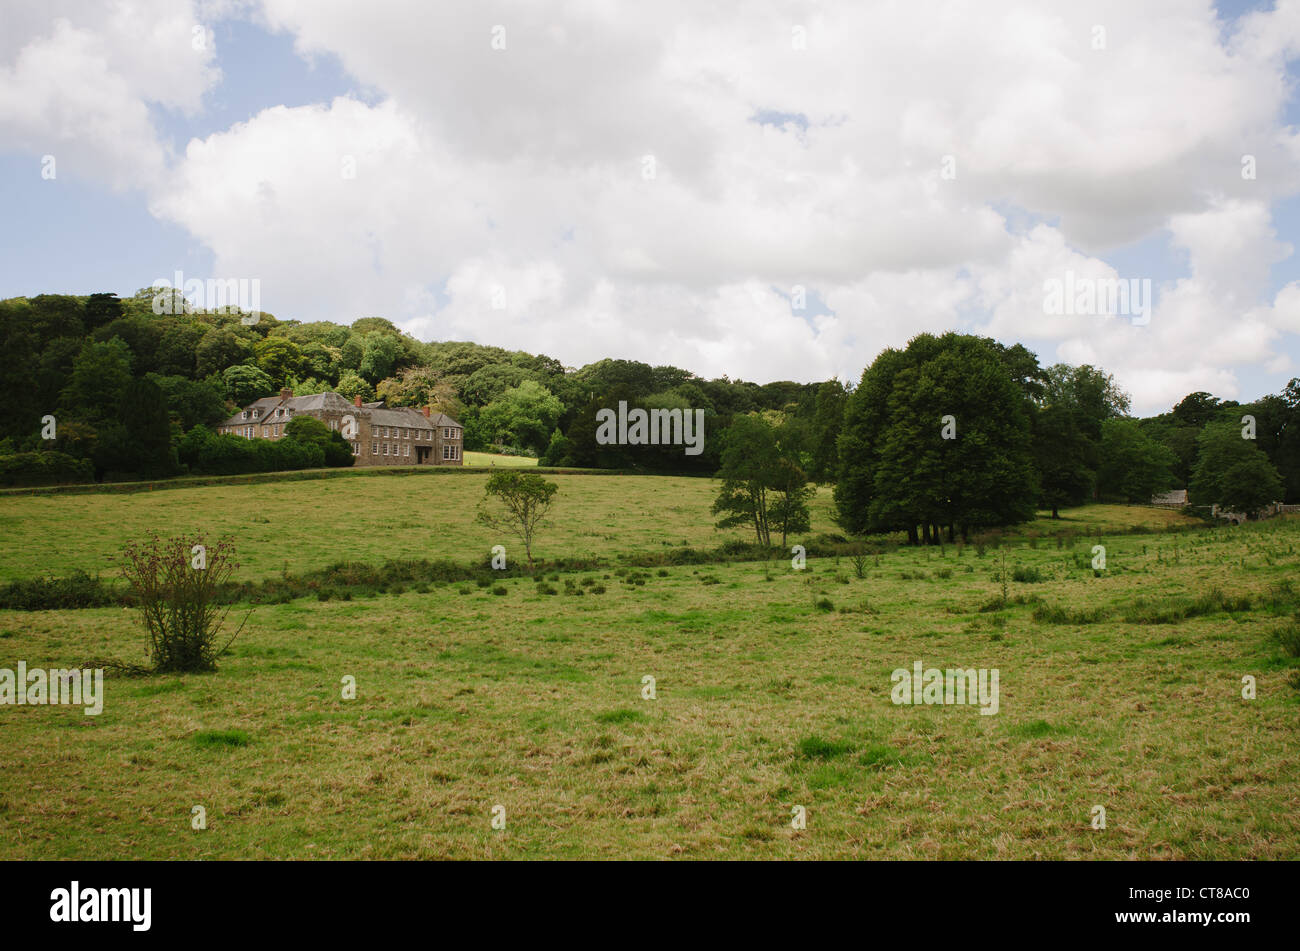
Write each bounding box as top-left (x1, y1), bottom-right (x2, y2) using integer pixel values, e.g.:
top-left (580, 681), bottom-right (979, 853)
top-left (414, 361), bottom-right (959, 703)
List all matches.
top-left (61, 338), bottom-right (133, 425)
top-left (478, 380), bottom-right (563, 451)
top-left (254, 337), bottom-right (305, 387)
top-left (1096, 418), bottom-right (1177, 502)
top-left (222, 364), bottom-right (276, 407)
top-left (1189, 422), bottom-right (1284, 513)
top-left (1033, 403), bottom-right (1095, 518)
top-left (835, 333), bottom-right (1037, 542)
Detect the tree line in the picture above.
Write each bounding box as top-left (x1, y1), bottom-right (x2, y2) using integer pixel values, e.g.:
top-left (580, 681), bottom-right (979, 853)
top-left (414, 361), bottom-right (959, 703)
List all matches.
top-left (712, 332), bottom-right (1296, 546)
top-left (1, 294), bottom-right (1295, 514)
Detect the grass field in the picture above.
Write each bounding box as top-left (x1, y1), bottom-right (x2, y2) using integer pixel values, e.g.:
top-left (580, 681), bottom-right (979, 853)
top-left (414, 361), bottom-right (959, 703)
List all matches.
top-left (462, 451), bottom-right (538, 467)
top-left (1, 477), bottom-right (1298, 859)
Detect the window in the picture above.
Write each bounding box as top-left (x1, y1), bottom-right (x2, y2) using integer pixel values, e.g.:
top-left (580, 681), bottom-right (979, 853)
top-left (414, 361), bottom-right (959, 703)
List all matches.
top-left (443, 444), bottom-right (453, 460)
top-left (329, 419), bottom-right (338, 430)
top-left (352, 442), bottom-right (360, 456)
top-left (404, 427), bottom-right (410, 439)
top-left (383, 444), bottom-right (389, 455)
top-left (241, 411), bottom-right (248, 420)
top-left (371, 442), bottom-right (378, 455)
top-left (252, 410), bottom-right (259, 419)
top-left (404, 443), bottom-right (410, 457)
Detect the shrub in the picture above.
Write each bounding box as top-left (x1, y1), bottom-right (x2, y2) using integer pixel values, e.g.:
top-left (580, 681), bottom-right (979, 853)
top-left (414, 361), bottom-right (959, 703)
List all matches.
top-left (0, 451), bottom-right (94, 487)
top-left (119, 534), bottom-right (248, 673)
top-left (0, 571), bottom-right (113, 610)
top-left (1012, 566), bottom-right (1044, 583)
top-left (492, 585), bottom-right (507, 596)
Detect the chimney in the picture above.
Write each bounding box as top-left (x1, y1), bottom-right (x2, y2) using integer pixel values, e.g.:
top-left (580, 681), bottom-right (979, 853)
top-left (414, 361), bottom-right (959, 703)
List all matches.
top-left (354, 394), bottom-right (363, 407)
top-left (280, 387), bottom-right (292, 399)
top-left (422, 406), bottom-right (431, 418)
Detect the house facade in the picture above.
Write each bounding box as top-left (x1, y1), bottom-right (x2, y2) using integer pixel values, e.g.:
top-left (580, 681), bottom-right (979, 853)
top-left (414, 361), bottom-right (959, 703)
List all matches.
top-left (217, 388), bottom-right (463, 467)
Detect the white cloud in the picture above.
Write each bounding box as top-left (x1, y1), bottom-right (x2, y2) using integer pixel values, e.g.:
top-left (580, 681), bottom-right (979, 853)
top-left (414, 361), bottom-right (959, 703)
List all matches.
top-left (0, 1), bottom-right (219, 188)
top-left (6, 0), bottom-right (1300, 414)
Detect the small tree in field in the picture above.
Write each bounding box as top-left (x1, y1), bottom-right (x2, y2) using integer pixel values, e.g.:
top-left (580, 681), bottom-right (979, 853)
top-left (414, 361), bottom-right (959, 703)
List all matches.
top-left (119, 534), bottom-right (247, 672)
top-left (476, 471), bottom-right (558, 569)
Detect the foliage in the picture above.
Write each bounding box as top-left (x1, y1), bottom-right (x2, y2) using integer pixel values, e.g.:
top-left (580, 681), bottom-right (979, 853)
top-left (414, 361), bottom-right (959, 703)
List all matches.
top-left (475, 470), bottom-right (559, 568)
top-left (118, 534), bottom-right (248, 673)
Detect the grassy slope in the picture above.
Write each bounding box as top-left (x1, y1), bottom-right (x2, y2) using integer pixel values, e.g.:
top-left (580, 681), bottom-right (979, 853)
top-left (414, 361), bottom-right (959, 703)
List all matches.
top-left (0, 481), bottom-right (1296, 858)
top-left (0, 473), bottom-right (835, 583)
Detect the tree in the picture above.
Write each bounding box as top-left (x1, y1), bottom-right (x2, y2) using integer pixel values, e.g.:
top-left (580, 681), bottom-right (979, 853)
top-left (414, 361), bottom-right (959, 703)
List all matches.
top-left (335, 369), bottom-right (376, 404)
top-left (1189, 423), bottom-right (1284, 513)
top-left (476, 471), bottom-right (558, 568)
top-left (359, 332), bottom-right (401, 384)
top-left (1097, 418), bottom-right (1177, 502)
top-left (711, 413), bottom-right (782, 546)
top-left (835, 333), bottom-right (1037, 543)
top-left (283, 415), bottom-right (355, 467)
top-left (1043, 364), bottom-right (1129, 438)
top-left (1033, 403), bottom-right (1096, 518)
top-left (84, 292), bottom-right (123, 332)
top-left (147, 374), bottom-right (228, 431)
top-left (808, 379), bottom-right (848, 483)
top-left (254, 337), bottom-right (305, 387)
top-left (93, 377), bottom-right (178, 479)
top-left (222, 364), bottom-right (276, 406)
top-left (768, 457), bottom-right (815, 547)
top-left (478, 380), bottom-right (563, 451)
top-left (460, 364), bottom-right (536, 406)
top-left (61, 338), bottom-right (132, 425)
top-left (196, 327), bottom-right (253, 379)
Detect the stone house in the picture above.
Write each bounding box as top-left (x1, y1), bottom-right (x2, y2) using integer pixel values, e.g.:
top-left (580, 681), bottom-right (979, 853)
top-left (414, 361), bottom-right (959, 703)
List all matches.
top-left (217, 388), bottom-right (463, 467)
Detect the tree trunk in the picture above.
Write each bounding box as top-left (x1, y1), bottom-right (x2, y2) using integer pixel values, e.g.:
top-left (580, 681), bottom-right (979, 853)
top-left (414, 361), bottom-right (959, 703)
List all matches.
top-left (907, 525), bottom-right (919, 546)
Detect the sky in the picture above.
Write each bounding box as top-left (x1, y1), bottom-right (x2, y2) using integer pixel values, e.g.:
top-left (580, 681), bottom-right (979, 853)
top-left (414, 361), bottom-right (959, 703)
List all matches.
top-left (2, 0), bottom-right (1299, 415)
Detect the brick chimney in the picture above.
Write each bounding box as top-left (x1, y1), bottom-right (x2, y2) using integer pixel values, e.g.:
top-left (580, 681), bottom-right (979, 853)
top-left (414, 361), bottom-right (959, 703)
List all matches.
top-left (280, 387), bottom-right (292, 399)
top-left (354, 394), bottom-right (363, 407)
top-left (422, 406), bottom-right (431, 418)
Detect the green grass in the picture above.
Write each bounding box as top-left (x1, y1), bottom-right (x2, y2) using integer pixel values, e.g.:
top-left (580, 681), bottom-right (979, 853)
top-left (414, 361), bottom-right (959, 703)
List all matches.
top-left (1, 483), bottom-right (1297, 859)
top-left (463, 451), bottom-right (539, 468)
top-left (0, 473), bottom-right (839, 583)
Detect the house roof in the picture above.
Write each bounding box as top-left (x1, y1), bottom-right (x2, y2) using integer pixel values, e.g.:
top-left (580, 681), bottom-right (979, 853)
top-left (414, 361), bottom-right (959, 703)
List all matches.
top-left (1151, 489), bottom-right (1188, 505)
top-left (220, 392), bottom-right (460, 430)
